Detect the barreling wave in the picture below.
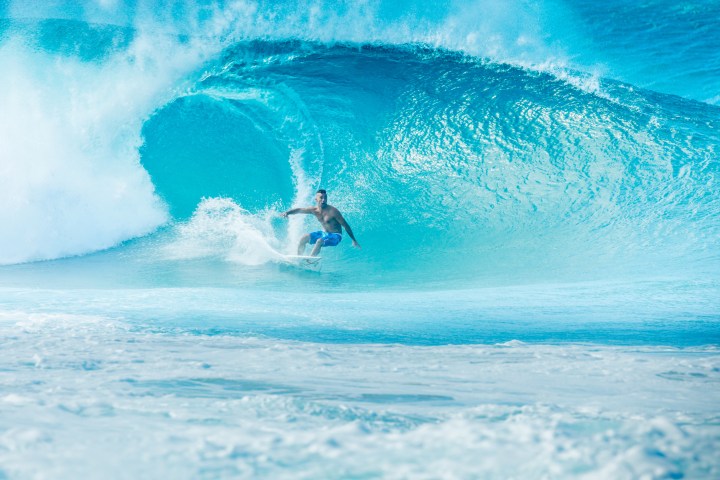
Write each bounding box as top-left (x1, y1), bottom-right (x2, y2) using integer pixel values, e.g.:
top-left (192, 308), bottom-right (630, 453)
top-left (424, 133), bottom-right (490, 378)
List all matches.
top-left (1, 1), bottom-right (719, 286)
top-left (140, 40), bottom-right (720, 283)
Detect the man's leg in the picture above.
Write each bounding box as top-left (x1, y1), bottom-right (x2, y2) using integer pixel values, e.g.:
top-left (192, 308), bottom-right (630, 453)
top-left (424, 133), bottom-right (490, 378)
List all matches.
top-left (297, 234), bottom-right (310, 255)
top-left (310, 238), bottom-right (323, 257)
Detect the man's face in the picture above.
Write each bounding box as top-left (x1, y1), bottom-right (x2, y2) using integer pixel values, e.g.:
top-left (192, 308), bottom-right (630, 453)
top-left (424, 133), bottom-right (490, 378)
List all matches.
top-left (315, 192), bottom-right (327, 204)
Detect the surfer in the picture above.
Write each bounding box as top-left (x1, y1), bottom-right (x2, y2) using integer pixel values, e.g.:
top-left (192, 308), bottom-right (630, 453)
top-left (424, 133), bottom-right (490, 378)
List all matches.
top-left (281, 189), bottom-right (361, 256)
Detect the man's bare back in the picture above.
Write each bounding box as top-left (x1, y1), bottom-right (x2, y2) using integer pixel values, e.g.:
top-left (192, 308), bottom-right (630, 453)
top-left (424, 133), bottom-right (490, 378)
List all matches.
top-left (281, 189), bottom-right (360, 256)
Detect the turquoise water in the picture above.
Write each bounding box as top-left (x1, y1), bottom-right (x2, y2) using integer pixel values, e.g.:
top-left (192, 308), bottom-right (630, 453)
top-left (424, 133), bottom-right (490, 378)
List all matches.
top-left (0, 0), bottom-right (719, 478)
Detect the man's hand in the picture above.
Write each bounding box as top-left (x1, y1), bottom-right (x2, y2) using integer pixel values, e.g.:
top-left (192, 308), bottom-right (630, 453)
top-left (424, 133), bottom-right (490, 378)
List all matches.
top-left (352, 240), bottom-right (361, 249)
top-left (280, 211), bottom-right (289, 218)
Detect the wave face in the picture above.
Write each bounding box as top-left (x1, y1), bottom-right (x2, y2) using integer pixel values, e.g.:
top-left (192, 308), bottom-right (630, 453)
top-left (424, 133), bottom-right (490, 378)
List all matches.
top-left (0, 0), bottom-right (719, 287)
top-left (138, 40), bottom-right (719, 285)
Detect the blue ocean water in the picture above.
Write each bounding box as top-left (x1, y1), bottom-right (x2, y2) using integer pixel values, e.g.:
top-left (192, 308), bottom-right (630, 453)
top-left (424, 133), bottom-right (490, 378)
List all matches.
top-left (1, 0), bottom-right (719, 478)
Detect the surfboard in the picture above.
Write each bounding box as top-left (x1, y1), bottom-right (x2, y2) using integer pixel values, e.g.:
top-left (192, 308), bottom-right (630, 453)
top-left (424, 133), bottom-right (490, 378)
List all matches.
top-left (280, 255), bottom-right (322, 271)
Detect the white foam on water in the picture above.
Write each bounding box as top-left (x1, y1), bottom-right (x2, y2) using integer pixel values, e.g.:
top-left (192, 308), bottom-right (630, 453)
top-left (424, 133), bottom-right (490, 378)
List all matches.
top-left (0, 29), bottom-right (220, 264)
top-left (0, 309), bottom-right (717, 478)
top-left (161, 197), bottom-right (286, 265)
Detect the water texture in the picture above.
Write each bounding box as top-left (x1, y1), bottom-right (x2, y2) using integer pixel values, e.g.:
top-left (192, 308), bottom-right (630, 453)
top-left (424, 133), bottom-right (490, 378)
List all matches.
top-left (0, 0), bottom-right (718, 478)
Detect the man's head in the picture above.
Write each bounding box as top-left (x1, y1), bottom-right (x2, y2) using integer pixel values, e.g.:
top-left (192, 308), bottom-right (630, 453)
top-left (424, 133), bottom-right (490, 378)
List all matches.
top-left (315, 189), bottom-right (328, 206)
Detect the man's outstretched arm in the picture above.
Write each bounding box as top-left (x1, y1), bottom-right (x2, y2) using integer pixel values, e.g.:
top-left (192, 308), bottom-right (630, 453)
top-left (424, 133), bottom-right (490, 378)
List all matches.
top-left (281, 207), bottom-right (314, 217)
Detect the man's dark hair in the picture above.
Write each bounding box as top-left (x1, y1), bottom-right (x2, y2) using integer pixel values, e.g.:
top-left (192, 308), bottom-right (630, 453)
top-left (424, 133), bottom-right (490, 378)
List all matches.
top-left (316, 189), bottom-right (327, 195)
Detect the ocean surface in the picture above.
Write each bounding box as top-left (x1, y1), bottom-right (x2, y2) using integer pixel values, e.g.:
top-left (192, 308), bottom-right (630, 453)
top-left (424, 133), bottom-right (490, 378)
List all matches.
top-left (1, 0), bottom-right (719, 478)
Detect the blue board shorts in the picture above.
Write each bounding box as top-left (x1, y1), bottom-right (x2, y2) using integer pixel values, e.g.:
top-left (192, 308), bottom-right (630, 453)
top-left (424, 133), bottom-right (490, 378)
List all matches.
top-left (309, 231), bottom-right (342, 247)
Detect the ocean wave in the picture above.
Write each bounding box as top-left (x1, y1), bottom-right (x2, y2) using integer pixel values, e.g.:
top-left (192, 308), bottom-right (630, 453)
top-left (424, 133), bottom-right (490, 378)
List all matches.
top-left (0, 5), bottom-right (718, 284)
top-left (139, 40), bottom-right (719, 282)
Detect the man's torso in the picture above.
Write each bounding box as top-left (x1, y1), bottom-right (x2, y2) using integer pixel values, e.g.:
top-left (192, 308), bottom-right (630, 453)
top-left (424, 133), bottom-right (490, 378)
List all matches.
top-left (313, 205), bottom-right (342, 233)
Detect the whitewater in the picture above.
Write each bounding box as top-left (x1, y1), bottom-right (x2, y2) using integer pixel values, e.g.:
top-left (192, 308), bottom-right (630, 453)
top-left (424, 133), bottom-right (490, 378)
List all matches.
top-left (0, 0), bottom-right (719, 478)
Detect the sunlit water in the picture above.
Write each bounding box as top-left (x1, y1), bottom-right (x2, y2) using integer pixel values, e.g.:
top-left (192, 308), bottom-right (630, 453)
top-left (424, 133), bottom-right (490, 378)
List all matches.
top-left (1, 0), bottom-right (719, 478)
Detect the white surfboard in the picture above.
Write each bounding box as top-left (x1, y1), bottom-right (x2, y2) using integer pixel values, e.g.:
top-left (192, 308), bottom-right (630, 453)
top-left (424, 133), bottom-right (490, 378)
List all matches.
top-left (280, 255), bottom-right (322, 271)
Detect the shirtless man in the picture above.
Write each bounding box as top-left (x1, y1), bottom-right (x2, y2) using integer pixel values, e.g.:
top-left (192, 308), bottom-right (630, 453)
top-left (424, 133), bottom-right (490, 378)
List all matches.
top-left (281, 189), bottom-right (360, 256)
